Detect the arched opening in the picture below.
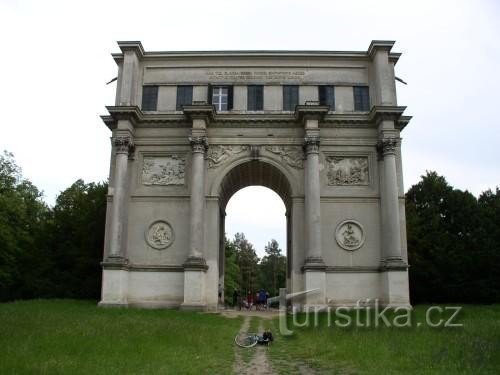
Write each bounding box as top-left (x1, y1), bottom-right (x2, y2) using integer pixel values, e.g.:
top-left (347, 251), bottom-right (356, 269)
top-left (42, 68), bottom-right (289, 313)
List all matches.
top-left (216, 160), bottom-right (293, 306)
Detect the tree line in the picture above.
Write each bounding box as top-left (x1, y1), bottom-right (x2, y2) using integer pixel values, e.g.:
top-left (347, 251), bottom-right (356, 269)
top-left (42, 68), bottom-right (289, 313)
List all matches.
top-left (0, 151), bottom-right (499, 304)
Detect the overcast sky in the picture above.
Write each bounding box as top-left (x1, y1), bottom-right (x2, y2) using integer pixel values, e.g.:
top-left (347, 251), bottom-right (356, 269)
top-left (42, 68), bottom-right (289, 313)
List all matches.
top-left (1, 0), bottom-right (499, 257)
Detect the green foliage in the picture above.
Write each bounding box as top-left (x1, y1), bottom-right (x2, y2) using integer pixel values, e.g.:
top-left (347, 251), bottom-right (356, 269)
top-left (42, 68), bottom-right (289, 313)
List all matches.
top-left (0, 151), bottom-right (51, 300)
top-left (50, 179), bottom-right (108, 299)
top-left (223, 237), bottom-right (241, 305)
top-left (259, 239), bottom-right (287, 297)
top-left (406, 171), bottom-right (500, 303)
top-left (233, 232), bottom-right (260, 294)
top-left (0, 151), bottom-right (107, 301)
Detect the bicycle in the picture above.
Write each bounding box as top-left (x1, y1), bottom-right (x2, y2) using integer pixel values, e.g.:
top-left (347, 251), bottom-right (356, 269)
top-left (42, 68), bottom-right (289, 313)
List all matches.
top-left (234, 330), bottom-right (273, 348)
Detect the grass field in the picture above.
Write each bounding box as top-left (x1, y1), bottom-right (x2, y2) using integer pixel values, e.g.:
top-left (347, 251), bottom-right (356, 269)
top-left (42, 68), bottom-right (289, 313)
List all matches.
top-left (0, 300), bottom-right (499, 374)
top-left (0, 300), bottom-right (241, 374)
top-left (268, 305), bottom-right (500, 374)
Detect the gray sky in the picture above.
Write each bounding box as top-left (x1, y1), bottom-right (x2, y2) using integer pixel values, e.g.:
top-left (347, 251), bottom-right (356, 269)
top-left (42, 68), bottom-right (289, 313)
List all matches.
top-left (1, 0), bottom-right (499, 257)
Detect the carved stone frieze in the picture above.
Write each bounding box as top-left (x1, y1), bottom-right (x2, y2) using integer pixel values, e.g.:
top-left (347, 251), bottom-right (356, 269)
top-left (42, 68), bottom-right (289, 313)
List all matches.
top-left (142, 156), bottom-right (185, 185)
top-left (326, 157), bottom-right (369, 185)
top-left (206, 145), bottom-right (249, 168)
top-left (266, 146), bottom-right (304, 169)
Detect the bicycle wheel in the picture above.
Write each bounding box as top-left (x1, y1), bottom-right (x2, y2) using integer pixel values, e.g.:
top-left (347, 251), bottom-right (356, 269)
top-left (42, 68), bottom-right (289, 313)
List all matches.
top-left (234, 332), bottom-right (258, 348)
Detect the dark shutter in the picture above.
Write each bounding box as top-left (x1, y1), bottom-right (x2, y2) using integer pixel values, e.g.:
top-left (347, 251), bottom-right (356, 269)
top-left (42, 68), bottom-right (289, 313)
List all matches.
top-left (320, 86), bottom-right (335, 110)
top-left (354, 86), bottom-right (369, 111)
top-left (255, 85), bottom-right (263, 110)
top-left (283, 85), bottom-right (298, 111)
top-left (227, 85), bottom-right (233, 110)
top-left (247, 85), bottom-right (263, 111)
top-left (176, 86), bottom-right (193, 110)
top-left (247, 86), bottom-right (255, 110)
top-left (207, 84), bottom-right (212, 104)
top-left (319, 86), bottom-right (326, 106)
top-left (141, 86), bottom-right (158, 111)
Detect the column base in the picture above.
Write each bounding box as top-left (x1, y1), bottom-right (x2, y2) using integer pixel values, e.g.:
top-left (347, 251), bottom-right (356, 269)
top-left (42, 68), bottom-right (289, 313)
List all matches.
top-left (303, 268), bottom-right (326, 305)
top-left (100, 268), bottom-right (129, 305)
top-left (381, 269), bottom-right (411, 307)
top-left (302, 256), bottom-right (326, 270)
top-left (380, 257), bottom-right (408, 271)
top-left (183, 256), bottom-right (209, 271)
top-left (179, 302), bottom-right (207, 311)
top-left (182, 257), bottom-right (207, 309)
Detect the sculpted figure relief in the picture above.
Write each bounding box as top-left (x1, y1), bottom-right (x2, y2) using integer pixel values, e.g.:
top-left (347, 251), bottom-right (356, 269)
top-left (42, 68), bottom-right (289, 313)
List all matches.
top-left (265, 146), bottom-right (304, 169)
top-left (146, 220), bottom-right (174, 249)
top-left (335, 220), bottom-right (365, 251)
top-left (326, 157), bottom-right (369, 185)
top-left (142, 156), bottom-right (185, 185)
top-left (207, 145), bottom-right (249, 168)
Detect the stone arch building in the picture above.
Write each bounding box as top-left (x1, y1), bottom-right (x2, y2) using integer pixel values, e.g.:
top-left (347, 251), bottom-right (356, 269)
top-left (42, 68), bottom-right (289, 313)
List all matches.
top-left (99, 40), bottom-right (412, 310)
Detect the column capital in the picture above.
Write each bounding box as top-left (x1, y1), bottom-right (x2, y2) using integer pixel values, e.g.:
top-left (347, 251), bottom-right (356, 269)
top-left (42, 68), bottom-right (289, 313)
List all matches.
top-left (112, 136), bottom-right (135, 155)
top-left (303, 136), bottom-right (320, 155)
top-left (377, 137), bottom-right (400, 157)
top-left (189, 136), bottom-right (208, 154)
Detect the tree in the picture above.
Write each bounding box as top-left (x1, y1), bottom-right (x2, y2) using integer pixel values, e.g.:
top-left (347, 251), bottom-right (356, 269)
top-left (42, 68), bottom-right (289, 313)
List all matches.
top-left (405, 171), bottom-right (495, 303)
top-left (223, 236), bottom-right (240, 305)
top-left (259, 239), bottom-right (287, 297)
top-left (0, 151), bottom-right (52, 301)
top-left (50, 179), bottom-right (108, 299)
top-left (233, 232), bottom-right (260, 295)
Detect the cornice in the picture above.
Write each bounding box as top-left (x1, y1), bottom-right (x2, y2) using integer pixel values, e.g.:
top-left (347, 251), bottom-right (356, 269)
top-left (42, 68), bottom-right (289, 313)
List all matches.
top-left (101, 105), bottom-right (411, 130)
top-left (110, 40), bottom-right (402, 64)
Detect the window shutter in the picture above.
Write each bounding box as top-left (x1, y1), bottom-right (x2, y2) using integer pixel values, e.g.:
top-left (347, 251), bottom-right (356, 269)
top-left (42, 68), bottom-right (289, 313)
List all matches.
top-left (207, 84), bottom-right (212, 104)
top-left (186, 86), bottom-right (193, 106)
top-left (247, 86), bottom-right (255, 110)
top-left (256, 85), bottom-right (263, 110)
top-left (319, 86), bottom-right (326, 106)
top-left (227, 85), bottom-right (233, 110)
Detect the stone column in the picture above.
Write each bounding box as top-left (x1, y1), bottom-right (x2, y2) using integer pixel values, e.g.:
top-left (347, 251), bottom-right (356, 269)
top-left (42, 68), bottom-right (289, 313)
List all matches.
top-left (303, 135), bottom-right (324, 266)
top-left (377, 137), bottom-right (404, 266)
top-left (108, 135), bottom-right (133, 262)
top-left (186, 135), bottom-right (208, 263)
top-left (181, 134), bottom-right (209, 310)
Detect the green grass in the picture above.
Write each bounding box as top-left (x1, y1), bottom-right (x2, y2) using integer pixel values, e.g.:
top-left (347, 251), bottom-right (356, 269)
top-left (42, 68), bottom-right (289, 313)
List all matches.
top-left (0, 301), bottom-right (499, 374)
top-left (267, 305), bottom-right (500, 374)
top-left (0, 299), bottom-right (241, 374)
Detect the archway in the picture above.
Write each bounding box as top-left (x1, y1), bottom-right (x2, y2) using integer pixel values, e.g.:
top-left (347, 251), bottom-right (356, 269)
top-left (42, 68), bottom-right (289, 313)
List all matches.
top-left (216, 160), bottom-right (294, 305)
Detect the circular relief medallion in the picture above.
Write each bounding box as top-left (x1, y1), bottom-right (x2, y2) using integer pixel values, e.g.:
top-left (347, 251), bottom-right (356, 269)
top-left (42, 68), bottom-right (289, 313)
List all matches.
top-left (335, 220), bottom-right (365, 251)
top-left (145, 220), bottom-right (174, 250)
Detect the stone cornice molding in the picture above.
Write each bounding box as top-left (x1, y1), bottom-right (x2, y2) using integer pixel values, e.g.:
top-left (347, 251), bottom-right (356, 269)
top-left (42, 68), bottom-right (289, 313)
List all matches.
top-left (295, 104), bottom-right (330, 124)
top-left (101, 106), bottom-right (412, 130)
top-left (367, 40), bottom-right (395, 58)
top-left (183, 103), bottom-right (215, 123)
top-left (369, 105), bottom-right (407, 126)
top-left (111, 40), bottom-right (402, 64)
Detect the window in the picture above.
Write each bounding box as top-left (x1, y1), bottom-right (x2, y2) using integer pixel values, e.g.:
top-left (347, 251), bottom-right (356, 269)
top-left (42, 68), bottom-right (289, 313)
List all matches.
top-left (210, 85), bottom-right (233, 111)
top-left (283, 85), bottom-right (299, 111)
top-left (141, 86), bottom-right (158, 111)
top-left (247, 85), bottom-right (264, 111)
top-left (319, 86), bottom-right (335, 110)
top-left (353, 86), bottom-right (370, 111)
top-left (176, 86), bottom-right (193, 110)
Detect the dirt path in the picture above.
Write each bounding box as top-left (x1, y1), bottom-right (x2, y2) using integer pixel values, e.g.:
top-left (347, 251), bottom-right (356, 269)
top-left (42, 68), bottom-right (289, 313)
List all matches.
top-left (233, 317), bottom-right (276, 375)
